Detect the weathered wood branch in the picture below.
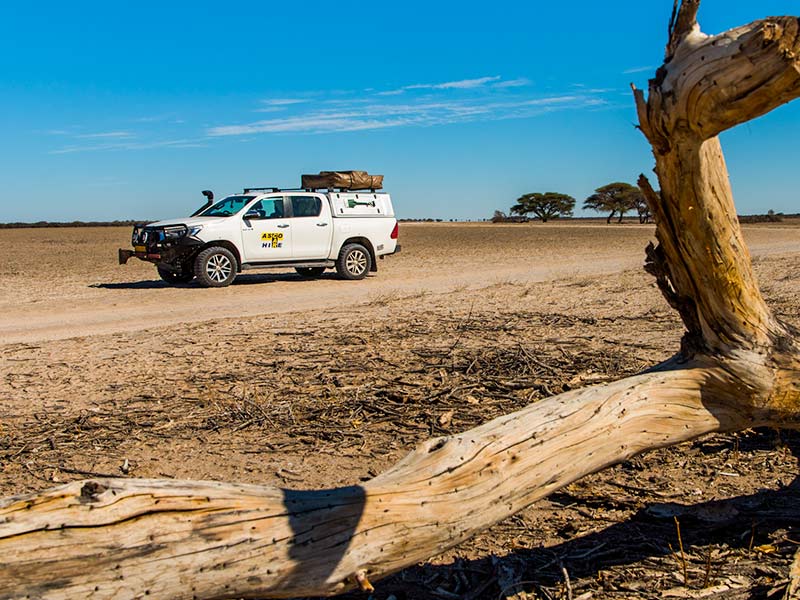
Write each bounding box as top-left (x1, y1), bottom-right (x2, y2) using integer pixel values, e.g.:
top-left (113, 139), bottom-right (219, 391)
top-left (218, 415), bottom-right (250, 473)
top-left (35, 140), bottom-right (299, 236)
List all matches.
top-left (2, 1), bottom-right (800, 598)
top-left (666, 0), bottom-right (700, 59)
top-left (636, 9), bottom-right (800, 356)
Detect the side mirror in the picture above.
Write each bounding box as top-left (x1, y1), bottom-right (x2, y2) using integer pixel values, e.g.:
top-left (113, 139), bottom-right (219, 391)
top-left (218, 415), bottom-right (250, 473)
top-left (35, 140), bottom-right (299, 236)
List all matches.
top-left (244, 210), bottom-right (261, 220)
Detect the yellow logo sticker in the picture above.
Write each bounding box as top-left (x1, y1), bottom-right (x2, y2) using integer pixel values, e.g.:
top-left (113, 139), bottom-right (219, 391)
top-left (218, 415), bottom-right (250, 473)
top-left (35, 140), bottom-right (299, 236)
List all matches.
top-left (260, 232), bottom-right (284, 248)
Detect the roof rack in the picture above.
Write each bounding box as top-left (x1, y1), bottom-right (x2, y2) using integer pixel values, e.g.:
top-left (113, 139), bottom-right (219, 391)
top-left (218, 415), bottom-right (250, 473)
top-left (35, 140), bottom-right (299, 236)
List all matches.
top-left (243, 187), bottom-right (319, 194)
top-left (243, 187), bottom-right (280, 193)
top-left (243, 186), bottom-right (386, 194)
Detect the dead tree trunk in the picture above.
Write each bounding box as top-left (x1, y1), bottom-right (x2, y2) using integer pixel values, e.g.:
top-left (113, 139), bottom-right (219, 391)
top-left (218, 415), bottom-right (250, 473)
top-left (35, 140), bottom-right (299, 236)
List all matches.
top-left (2, 2), bottom-right (800, 598)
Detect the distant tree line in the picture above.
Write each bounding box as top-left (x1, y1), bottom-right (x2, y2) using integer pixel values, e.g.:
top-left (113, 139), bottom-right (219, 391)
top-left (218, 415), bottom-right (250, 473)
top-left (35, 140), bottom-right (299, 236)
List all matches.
top-left (493, 181), bottom-right (656, 223)
top-left (398, 218), bottom-right (445, 223)
top-left (495, 182), bottom-right (797, 224)
top-left (0, 220), bottom-right (146, 229)
top-left (737, 210), bottom-right (786, 223)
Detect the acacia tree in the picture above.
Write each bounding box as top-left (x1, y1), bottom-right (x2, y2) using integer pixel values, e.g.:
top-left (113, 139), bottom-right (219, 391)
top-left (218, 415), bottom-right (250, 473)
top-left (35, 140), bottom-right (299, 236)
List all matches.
top-left (511, 192), bottom-right (575, 223)
top-left (510, 192), bottom-right (575, 222)
top-left (2, 2), bottom-right (800, 598)
top-left (583, 181), bottom-right (641, 223)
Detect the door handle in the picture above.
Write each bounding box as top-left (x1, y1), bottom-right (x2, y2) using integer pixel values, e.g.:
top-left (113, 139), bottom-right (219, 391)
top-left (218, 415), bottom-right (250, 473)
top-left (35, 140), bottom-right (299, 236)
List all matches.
top-left (316, 222), bottom-right (329, 227)
top-left (277, 224), bottom-right (290, 229)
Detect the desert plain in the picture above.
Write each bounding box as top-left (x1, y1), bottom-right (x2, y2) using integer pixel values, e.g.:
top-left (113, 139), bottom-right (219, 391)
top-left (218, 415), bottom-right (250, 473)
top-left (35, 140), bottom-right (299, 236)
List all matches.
top-left (2, 220), bottom-right (800, 599)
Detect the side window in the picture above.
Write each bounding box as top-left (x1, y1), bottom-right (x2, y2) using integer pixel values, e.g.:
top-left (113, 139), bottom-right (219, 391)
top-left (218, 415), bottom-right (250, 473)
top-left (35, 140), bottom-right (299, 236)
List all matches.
top-left (290, 195), bottom-right (322, 218)
top-left (249, 197), bottom-right (285, 219)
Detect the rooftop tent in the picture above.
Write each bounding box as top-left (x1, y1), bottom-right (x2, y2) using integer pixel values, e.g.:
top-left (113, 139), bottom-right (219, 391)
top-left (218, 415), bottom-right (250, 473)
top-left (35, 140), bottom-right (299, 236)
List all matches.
top-left (301, 170), bottom-right (383, 190)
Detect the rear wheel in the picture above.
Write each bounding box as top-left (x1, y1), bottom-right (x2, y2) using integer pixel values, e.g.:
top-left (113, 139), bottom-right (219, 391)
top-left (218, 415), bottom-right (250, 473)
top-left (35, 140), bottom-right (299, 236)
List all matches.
top-left (157, 266), bottom-right (194, 284)
top-left (335, 243), bottom-right (371, 280)
top-left (194, 247), bottom-right (238, 287)
top-left (295, 266), bottom-right (326, 278)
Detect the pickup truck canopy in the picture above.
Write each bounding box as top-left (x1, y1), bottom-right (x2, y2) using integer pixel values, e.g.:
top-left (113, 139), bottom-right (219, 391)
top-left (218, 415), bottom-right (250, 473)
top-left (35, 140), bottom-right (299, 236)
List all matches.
top-left (328, 192), bottom-right (394, 217)
top-left (301, 170), bottom-right (383, 190)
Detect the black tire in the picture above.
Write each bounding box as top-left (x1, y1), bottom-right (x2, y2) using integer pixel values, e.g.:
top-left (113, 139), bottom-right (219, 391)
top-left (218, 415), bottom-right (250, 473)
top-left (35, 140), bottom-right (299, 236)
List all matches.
top-left (157, 266), bottom-right (194, 284)
top-left (194, 246), bottom-right (238, 287)
top-left (335, 243), bottom-right (371, 280)
top-left (295, 266), bottom-right (326, 278)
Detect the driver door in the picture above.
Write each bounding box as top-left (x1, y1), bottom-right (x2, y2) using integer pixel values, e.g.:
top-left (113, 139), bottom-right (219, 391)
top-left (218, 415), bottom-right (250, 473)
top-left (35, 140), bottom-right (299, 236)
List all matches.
top-left (241, 197), bottom-right (292, 261)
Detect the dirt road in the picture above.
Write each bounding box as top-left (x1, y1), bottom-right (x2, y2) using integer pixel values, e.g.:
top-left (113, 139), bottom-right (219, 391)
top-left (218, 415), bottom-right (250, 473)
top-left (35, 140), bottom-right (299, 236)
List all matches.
top-left (1, 222), bottom-right (798, 344)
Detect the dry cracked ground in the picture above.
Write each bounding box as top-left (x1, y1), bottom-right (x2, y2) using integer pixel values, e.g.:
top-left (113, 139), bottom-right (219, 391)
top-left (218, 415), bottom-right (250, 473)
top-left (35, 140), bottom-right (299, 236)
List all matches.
top-left (1, 221), bottom-right (800, 599)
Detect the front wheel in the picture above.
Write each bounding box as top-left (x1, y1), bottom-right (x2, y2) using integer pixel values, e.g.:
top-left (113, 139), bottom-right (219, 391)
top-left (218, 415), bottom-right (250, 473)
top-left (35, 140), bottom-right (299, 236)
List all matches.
top-left (295, 267), bottom-right (326, 278)
top-left (335, 243), bottom-right (371, 280)
top-left (157, 266), bottom-right (194, 285)
top-left (194, 247), bottom-right (238, 287)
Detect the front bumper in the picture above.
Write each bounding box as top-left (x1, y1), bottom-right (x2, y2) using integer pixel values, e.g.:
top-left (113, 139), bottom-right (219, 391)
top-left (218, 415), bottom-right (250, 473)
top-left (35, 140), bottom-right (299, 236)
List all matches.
top-left (119, 248), bottom-right (162, 264)
top-left (118, 236), bottom-right (204, 266)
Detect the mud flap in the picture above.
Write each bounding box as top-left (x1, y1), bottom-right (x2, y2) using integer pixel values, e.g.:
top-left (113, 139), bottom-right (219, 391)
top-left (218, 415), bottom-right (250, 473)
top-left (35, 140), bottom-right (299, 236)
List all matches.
top-left (118, 249), bottom-right (134, 264)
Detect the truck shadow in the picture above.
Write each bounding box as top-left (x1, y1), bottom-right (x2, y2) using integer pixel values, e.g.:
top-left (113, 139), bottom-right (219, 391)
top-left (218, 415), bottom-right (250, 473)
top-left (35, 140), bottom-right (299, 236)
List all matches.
top-left (90, 281), bottom-right (174, 290)
top-left (90, 273), bottom-right (341, 290)
top-left (233, 272), bottom-right (341, 285)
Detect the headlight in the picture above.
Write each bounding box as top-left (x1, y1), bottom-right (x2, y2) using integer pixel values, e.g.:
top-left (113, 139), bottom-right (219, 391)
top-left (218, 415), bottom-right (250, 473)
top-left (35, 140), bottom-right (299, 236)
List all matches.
top-left (162, 225), bottom-right (186, 241)
top-left (188, 225), bottom-right (204, 237)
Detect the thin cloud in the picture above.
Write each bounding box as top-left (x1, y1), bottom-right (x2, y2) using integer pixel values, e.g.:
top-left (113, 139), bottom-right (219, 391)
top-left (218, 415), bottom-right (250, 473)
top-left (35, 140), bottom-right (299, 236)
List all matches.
top-left (134, 113), bottom-right (186, 123)
top-left (324, 98), bottom-right (372, 105)
top-left (378, 75), bottom-right (504, 95)
top-left (623, 65), bottom-right (655, 74)
top-left (405, 76), bottom-right (501, 90)
top-left (208, 92), bottom-right (611, 137)
top-left (50, 138), bottom-right (207, 154)
top-left (521, 96), bottom-right (581, 106)
top-left (75, 131), bottom-right (134, 139)
top-left (493, 77), bottom-right (531, 89)
top-left (255, 98), bottom-right (312, 112)
top-left (135, 115), bottom-right (167, 123)
top-left (261, 98), bottom-right (309, 106)
top-left (47, 77), bottom-right (619, 153)
top-left (254, 106), bottom-right (290, 113)
top-left (209, 117), bottom-right (408, 136)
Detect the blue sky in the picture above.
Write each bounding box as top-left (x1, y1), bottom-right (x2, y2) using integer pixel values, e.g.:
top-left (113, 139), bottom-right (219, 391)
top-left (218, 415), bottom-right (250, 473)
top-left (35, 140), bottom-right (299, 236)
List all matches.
top-left (2, 0), bottom-right (800, 221)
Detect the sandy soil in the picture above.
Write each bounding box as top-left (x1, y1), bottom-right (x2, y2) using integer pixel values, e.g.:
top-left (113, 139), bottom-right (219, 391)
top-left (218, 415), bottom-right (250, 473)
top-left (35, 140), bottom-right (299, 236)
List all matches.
top-left (1, 222), bottom-right (799, 344)
top-left (1, 221), bottom-right (800, 599)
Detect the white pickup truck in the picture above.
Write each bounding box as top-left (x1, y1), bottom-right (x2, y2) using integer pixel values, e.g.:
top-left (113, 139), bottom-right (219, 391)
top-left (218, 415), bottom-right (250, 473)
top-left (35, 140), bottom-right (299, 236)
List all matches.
top-left (119, 187), bottom-right (400, 287)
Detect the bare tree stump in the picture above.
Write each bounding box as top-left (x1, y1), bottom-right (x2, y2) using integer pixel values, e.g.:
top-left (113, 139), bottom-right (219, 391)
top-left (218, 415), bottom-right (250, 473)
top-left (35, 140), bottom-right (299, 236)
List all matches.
top-left (2, 2), bottom-right (800, 598)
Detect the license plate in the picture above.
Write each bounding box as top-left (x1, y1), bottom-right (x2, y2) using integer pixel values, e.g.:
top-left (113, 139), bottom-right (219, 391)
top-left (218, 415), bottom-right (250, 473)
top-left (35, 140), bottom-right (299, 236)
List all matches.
top-left (134, 245), bottom-right (146, 252)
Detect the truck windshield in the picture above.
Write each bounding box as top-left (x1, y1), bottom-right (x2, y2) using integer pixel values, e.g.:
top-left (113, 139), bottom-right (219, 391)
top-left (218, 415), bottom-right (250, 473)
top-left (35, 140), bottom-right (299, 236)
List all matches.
top-left (200, 195), bottom-right (254, 217)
